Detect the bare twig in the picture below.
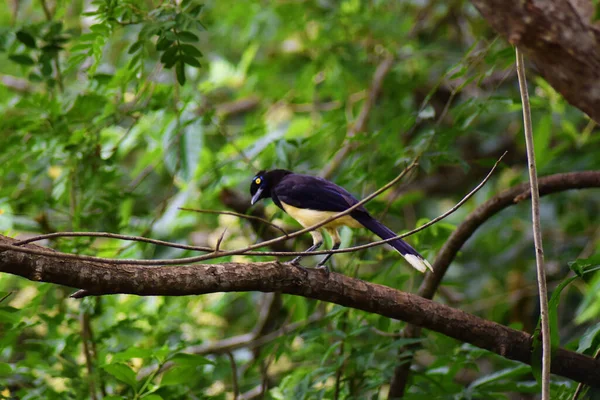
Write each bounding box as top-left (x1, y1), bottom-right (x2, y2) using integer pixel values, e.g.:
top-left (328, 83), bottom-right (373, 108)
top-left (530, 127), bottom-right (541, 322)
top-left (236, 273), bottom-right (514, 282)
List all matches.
top-left (178, 207), bottom-right (289, 237)
top-left (516, 46), bottom-right (550, 400)
top-left (39, 0), bottom-right (52, 20)
top-left (334, 310), bottom-right (349, 400)
top-left (226, 352), bottom-right (239, 400)
top-left (81, 312), bottom-right (98, 400)
top-left (321, 55), bottom-right (395, 179)
top-left (215, 228), bottom-right (228, 252)
top-left (0, 292), bottom-right (13, 304)
top-left (13, 231), bottom-right (214, 252)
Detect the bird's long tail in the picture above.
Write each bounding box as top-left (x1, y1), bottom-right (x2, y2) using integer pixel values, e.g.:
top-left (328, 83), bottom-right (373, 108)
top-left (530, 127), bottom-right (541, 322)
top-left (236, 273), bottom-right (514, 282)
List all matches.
top-left (352, 213), bottom-right (433, 273)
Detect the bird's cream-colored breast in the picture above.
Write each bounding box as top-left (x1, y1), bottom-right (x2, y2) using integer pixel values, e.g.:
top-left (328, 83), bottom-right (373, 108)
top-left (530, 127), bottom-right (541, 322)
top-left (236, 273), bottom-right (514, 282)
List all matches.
top-left (280, 202), bottom-right (362, 229)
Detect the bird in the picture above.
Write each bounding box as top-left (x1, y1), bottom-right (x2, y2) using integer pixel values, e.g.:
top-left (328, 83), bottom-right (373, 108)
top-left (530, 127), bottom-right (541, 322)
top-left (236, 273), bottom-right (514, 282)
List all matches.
top-left (249, 169), bottom-right (432, 274)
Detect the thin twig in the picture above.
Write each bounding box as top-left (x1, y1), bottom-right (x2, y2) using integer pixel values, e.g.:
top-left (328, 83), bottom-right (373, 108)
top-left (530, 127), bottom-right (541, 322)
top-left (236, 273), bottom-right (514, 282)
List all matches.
top-left (226, 352), bottom-right (239, 400)
top-left (39, 0), bottom-right (52, 20)
top-left (215, 228), bottom-right (228, 252)
top-left (13, 232), bottom-right (214, 252)
top-left (179, 207), bottom-right (289, 237)
top-left (334, 310), bottom-right (348, 400)
top-left (516, 46), bottom-right (550, 400)
top-left (0, 292), bottom-right (13, 304)
top-left (81, 312), bottom-right (98, 400)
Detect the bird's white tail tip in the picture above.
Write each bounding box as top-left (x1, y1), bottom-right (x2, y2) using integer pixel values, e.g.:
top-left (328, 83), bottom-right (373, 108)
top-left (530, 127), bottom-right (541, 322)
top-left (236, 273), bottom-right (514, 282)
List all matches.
top-left (404, 254), bottom-right (433, 273)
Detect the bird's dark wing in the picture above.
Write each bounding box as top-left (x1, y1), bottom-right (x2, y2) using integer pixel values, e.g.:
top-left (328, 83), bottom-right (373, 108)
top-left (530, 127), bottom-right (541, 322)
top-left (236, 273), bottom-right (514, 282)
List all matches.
top-left (272, 174), bottom-right (367, 213)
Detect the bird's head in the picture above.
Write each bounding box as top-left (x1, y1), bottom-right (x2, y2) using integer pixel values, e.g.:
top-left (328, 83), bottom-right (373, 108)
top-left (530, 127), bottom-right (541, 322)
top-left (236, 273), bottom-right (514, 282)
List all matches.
top-left (250, 171), bottom-right (269, 205)
top-left (250, 169), bottom-right (292, 205)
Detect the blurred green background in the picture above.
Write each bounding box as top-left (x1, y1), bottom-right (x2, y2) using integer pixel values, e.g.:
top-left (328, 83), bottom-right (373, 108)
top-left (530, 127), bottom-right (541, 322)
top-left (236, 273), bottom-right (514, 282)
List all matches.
top-left (0, 0), bottom-right (599, 399)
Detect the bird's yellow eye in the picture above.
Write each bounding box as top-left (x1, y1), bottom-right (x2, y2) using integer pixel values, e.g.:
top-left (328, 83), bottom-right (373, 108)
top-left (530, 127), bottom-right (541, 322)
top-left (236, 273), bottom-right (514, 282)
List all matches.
top-left (255, 178), bottom-right (262, 185)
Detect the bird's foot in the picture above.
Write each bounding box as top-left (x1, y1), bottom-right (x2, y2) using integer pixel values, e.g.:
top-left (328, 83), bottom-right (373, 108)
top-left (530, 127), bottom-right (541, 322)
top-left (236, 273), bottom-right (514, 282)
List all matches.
top-left (287, 259), bottom-right (309, 275)
top-left (315, 264), bottom-right (330, 277)
top-left (290, 256), bottom-right (302, 265)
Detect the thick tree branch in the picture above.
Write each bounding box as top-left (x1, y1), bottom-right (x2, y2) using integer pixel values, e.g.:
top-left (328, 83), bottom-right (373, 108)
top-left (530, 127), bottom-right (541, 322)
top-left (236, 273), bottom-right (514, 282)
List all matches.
top-left (388, 171), bottom-right (600, 397)
top-left (471, 0), bottom-right (600, 123)
top-left (1, 235), bottom-right (600, 387)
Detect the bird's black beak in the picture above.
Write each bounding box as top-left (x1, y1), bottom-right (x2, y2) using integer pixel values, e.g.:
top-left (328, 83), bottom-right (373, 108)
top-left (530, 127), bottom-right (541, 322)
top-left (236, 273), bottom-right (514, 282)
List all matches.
top-left (251, 187), bottom-right (264, 205)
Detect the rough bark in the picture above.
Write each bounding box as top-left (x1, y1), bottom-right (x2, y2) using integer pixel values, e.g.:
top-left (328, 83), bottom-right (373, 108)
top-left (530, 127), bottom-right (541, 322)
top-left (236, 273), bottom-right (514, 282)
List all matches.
top-left (471, 0), bottom-right (600, 123)
top-left (1, 234), bottom-right (600, 387)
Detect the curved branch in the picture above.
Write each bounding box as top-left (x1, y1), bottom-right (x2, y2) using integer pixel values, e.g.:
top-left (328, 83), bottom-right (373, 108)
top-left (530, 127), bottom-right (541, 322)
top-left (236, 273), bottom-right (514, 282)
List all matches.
top-left (388, 170), bottom-right (600, 397)
top-left (0, 234), bottom-right (599, 387)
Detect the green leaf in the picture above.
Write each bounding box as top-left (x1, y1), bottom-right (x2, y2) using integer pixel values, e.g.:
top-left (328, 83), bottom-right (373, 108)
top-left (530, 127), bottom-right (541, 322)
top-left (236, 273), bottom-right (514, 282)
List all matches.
top-left (577, 323), bottom-right (600, 353)
top-left (177, 31), bottom-right (199, 42)
top-left (548, 275), bottom-right (579, 352)
top-left (187, 4), bottom-right (204, 17)
top-left (164, 31), bottom-right (177, 41)
top-left (90, 23), bottom-right (110, 35)
top-left (28, 72), bottom-right (42, 82)
top-left (141, 395), bottom-right (163, 400)
top-left (160, 46), bottom-right (178, 68)
top-left (16, 31), bottom-right (37, 48)
top-left (156, 37), bottom-right (173, 51)
top-left (568, 255), bottom-right (600, 277)
top-left (169, 353), bottom-right (213, 366)
top-left (182, 55), bottom-right (201, 68)
top-left (176, 60), bottom-right (186, 85)
top-left (160, 365), bottom-right (198, 387)
top-left (65, 94), bottom-right (108, 122)
top-left (113, 347), bottom-right (153, 362)
top-left (0, 363), bottom-right (13, 376)
top-left (102, 363), bottom-right (137, 387)
top-left (179, 44), bottom-right (202, 57)
top-left (41, 44), bottom-right (62, 55)
top-left (469, 364), bottom-right (530, 389)
top-left (9, 54), bottom-right (35, 66)
top-left (0, 308), bottom-right (20, 325)
top-left (128, 41), bottom-right (144, 54)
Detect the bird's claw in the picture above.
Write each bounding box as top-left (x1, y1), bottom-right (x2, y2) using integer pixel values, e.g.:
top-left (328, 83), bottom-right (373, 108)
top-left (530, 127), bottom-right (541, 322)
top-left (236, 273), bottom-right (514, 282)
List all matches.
top-left (287, 259), bottom-right (309, 275)
top-left (316, 264), bottom-right (330, 277)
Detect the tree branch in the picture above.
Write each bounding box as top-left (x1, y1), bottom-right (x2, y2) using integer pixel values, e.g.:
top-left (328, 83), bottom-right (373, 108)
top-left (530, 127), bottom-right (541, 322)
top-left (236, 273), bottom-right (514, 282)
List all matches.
top-left (1, 234), bottom-right (599, 387)
top-left (516, 45), bottom-right (550, 400)
top-left (470, 0), bottom-right (600, 123)
top-left (388, 170), bottom-right (600, 397)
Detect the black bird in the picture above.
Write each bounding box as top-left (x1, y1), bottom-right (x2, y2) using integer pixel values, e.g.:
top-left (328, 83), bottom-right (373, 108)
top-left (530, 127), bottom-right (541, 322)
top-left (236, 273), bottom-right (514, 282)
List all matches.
top-left (250, 169), bottom-right (432, 273)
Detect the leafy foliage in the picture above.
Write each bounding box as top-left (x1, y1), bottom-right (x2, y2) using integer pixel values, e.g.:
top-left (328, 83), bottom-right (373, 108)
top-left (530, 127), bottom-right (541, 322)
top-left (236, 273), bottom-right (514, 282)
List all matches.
top-left (0, 0), bottom-right (599, 399)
